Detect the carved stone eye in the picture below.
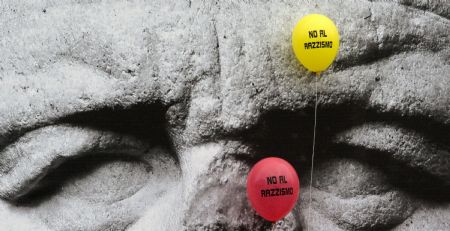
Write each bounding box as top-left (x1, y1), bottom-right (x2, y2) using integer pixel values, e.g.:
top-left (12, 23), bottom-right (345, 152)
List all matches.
top-left (312, 158), bottom-right (414, 230)
top-left (0, 121), bottom-right (180, 231)
top-left (27, 147), bottom-right (180, 231)
top-left (26, 150), bottom-right (176, 204)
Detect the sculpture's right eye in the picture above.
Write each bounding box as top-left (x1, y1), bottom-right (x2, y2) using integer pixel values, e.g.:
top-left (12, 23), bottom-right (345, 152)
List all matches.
top-left (0, 105), bottom-right (181, 231)
top-left (242, 109), bottom-right (450, 230)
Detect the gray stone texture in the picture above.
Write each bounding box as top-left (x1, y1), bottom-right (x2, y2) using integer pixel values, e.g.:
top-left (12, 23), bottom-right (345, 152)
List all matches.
top-left (0, 0), bottom-right (449, 230)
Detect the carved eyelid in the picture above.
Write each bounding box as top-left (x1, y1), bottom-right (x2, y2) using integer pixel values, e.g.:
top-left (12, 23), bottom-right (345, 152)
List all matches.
top-left (333, 122), bottom-right (450, 184)
top-left (0, 124), bottom-right (152, 201)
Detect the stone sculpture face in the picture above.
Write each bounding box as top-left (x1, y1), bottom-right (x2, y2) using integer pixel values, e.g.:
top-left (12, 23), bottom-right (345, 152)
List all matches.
top-left (0, 1), bottom-right (449, 230)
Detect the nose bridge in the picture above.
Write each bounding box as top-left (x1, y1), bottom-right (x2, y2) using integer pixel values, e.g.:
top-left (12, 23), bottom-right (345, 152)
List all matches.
top-left (180, 1), bottom-right (305, 146)
top-left (173, 19), bottom-right (223, 146)
top-left (195, 2), bottom-right (328, 136)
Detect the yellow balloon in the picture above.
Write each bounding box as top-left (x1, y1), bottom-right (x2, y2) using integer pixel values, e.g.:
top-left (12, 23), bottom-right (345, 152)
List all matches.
top-left (292, 14), bottom-right (339, 73)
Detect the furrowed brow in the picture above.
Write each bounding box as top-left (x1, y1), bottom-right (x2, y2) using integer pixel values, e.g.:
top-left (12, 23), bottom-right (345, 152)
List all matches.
top-left (0, 61), bottom-right (165, 150)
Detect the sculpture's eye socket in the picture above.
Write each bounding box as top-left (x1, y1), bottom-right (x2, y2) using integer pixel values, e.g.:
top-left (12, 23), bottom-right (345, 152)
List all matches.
top-left (243, 109), bottom-right (450, 230)
top-left (0, 105), bottom-right (181, 230)
top-left (16, 149), bottom-right (177, 205)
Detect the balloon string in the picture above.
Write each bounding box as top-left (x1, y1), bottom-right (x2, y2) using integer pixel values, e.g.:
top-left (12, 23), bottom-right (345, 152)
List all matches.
top-left (307, 72), bottom-right (320, 230)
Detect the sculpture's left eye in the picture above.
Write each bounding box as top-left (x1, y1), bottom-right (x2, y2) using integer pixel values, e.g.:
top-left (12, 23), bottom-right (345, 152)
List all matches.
top-left (0, 106), bottom-right (181, 231)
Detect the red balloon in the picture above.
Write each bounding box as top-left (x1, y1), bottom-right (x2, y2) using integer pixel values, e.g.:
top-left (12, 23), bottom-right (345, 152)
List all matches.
top-left (246, 157), bottom-right (300, 222)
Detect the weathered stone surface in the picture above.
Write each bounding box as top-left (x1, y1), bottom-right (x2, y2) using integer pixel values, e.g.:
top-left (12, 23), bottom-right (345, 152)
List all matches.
top-left (0, 0), bottom-right (449, 230)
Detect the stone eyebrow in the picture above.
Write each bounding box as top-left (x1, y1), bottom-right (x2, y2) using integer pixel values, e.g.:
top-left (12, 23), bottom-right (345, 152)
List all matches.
top-left (0, 61), bottom-right (120, 148)
top-left (388, 0), bottom-right (449, 19)
top-left (0, 61), bottom-right (167, 150)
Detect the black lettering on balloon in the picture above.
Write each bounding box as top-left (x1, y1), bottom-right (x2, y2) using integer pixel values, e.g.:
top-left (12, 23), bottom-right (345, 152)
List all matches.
top-left (267, 176), bottom-right (277, 184)
top-left (303, 41), bottom-right (333, 50)
top-left (308, 30), bottom-right (318, 38)
top-left (279, 175), bottom-right (288, 184)
top-left (259, 187), bottom-right (294, 197)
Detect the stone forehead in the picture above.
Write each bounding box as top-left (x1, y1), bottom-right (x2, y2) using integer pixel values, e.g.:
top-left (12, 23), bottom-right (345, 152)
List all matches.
top-left (0, 0), bottom-right (449, 145)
